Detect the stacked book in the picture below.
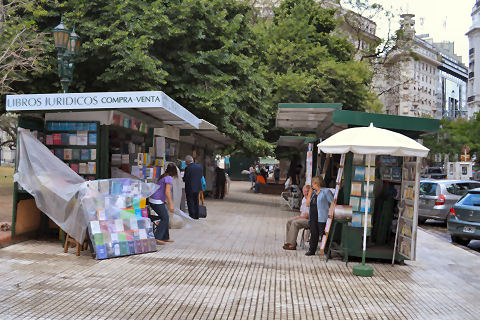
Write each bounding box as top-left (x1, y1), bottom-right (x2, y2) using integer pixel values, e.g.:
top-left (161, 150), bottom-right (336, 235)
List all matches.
top-left (85, 179), bottom-right (157, 260)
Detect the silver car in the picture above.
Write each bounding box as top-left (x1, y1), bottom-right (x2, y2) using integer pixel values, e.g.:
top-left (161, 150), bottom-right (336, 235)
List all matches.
top-left (418, 180), bottom-right (480, 223)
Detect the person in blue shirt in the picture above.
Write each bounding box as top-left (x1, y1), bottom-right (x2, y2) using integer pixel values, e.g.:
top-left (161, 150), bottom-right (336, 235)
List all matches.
top-left (184, 155), bottom-right (203, 219)
top-left (306, 175), bottom-right (333, 256)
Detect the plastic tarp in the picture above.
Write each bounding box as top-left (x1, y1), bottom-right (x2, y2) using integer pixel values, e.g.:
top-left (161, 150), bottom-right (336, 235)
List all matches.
top-left (14, 130), bottom-right (159, 244)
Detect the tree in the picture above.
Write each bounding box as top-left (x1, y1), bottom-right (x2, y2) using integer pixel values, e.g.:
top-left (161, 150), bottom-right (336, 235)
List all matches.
top-left (423, 116), bottom-right (480, 164)
top-left (12, 0), bottom-right (274, 155)
top-left (0, 0), bottom-right (47, 99)
top-left (0, 112), bottom-right (17, 149)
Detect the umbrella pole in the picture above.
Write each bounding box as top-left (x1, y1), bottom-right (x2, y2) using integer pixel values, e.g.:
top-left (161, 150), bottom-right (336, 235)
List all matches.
top-left (353, 154), bottom-right (374, 277)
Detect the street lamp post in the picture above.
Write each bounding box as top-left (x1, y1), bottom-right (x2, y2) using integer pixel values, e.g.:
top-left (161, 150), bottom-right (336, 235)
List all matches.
top-left (52, 17), bottom-right (81, 93)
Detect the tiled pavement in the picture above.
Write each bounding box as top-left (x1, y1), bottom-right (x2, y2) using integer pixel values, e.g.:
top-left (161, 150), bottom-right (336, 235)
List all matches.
top-left (0, 181), bottom-right (479, 320)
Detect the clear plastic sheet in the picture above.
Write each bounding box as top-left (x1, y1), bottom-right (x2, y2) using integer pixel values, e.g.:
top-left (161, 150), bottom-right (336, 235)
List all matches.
top-left (14, 130), bottom-right (88, 243)
top-left (14, 130), bottom-right (159, 250)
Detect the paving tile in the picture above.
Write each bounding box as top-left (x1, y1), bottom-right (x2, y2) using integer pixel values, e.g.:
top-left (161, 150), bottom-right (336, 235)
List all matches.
top-left (0, 181), bottom-right (479, 319)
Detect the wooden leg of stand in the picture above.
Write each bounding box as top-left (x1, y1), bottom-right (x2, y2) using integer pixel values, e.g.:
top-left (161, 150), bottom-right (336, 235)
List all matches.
top-left (64, 234), bottom-right (70, 253)
top-left (76, 242), bottom-right (81, 256)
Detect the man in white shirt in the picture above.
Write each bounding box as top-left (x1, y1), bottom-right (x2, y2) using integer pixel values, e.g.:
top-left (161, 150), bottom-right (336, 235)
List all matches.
top-left (283, 185), bottom-right (311, 250)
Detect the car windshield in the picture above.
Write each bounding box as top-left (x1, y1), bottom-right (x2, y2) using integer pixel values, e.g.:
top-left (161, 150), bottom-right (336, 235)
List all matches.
top-left (445, 183), bottom-right (480, 196)
top-left (458, 193), bottom-right (480, 206)
top-left (420, 182), bottom-right (437, 196)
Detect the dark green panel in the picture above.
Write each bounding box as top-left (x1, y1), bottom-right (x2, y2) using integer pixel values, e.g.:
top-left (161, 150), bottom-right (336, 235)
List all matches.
top-left (333, 110), bottom-right (440, 135)
top-left (278, 103), bottom-right (342, 109)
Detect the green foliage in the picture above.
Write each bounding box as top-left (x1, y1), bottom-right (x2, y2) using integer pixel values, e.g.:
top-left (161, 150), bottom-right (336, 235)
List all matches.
top-left (423, 115), bottom-right (480, 162)
top-left (9, 0), bottom-right (380, 156)
top-left (0, 0), bottom-right (48, 102)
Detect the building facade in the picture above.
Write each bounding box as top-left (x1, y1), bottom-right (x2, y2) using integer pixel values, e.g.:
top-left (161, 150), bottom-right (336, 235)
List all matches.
top-left (379, 14), bottom-right (467, 119)
top-left (466, 1), bottom-right (480, 118)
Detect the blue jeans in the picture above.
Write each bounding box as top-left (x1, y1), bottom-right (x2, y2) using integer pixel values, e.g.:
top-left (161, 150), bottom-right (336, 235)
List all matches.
top-left (150, 203), bottom-right (170, 241)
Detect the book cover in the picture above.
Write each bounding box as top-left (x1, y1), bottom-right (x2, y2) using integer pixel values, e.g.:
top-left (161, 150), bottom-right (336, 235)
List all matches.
top-left (365, 167), bottom-right (375, 182)
top-left (64, 149), bottom-right (72, 160)
top-left (61, 133), bottom-right (70, 145)
top-left (134, 240), bottom-right (143, 253)
top-left (119, 241), bottom-right (129, 256)
top-left (80, 149), bottom-right (90, 160)
top-left (79, 162), bottom-right (87, 174)
top-left (350, 182), bottom-right (362, 196)
top-left (89, 122), bottom-right (97, 131)
top-left (349, 196), bottom-right (360, 211)
top-left (88, 133), bottom-right (97, 145)
top-left (70, 163), bottom-right (79, 174)
top-left (66, 122), bottom-right (75, 130)
top-left (46, 135), bottom-right (53, 145)
top-left (93, 233), bottom-right (104, 246)
top-left (112, 242), bottom-right (121, 257)
top-left (353, 166), bottom-right (365, 181)
top-left (392, 167), bottom-right (402, 181)
top-left (360, 198), bottom-right (371, 213)
top-left (137, 219), bottom-right (146, 230)
top-left (59, 122), bottom-right (67, 130)
top-left (87, 162), bottom-right (96, 174)
top-left (77, 131), bottom-right (88, 145)
top-left (69, 133), bottom-right (77, 145)
top-left (127, 241), bottom-right (136, 254)
top-left (95, 245), bottom-right (107, 260)
top-left (362, 183), bottom-right (374, 196)
top-left (142, 239), bottom-right (150, 252)
top-left (52, 122), bottom-right (60, 131)
top-left (71, 149), bottom-right (80, 160)
top-left (90, 149), bottom-right (96, 161)
top-left (46, 122), bottom-right (54, 131)
top-left (89, 221), bottom-right (101, 234)
top-left (382, 167), bottom-right (392, 180)
top-left (99, 180), bottom-right (110, 194)
top-left (54, 149), bottom-right (64, 160)
top-left (52, 133), bottom-right (61, 145)
top-left (352, 213), bottom-right (362, 227)
top-left (114, 219), bottom-right (124, 232)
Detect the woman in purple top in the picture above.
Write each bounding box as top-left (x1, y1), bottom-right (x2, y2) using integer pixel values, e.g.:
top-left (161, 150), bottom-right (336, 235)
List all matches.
top-left (150, 163), bottom-right (177, 244)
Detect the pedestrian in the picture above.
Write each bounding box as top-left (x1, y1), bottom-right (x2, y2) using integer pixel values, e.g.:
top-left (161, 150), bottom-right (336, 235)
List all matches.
top-left (184, 155), bottom-right (203, 219)
top-left (215, 166), bottom-right (226, 199)
top-left (149, 163), bottom-right (177, 245)
top-left (249, 165), bottom-right (256, 189)
top-left (306, 176), bottom-right (333, 256)
top-left (274, 165), bottom-right (280, 184)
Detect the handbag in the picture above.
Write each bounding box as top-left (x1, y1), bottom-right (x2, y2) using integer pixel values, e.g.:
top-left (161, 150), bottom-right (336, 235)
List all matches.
top-left (198, 191), bottom-right (207, 218)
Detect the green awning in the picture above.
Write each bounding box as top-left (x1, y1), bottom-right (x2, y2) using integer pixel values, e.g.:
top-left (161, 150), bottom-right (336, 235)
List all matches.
top-left (276, 103), bottom-right (342, 132)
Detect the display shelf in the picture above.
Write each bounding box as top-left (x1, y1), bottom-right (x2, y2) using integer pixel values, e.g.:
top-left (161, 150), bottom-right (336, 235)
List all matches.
top-left (46, 145), bottom-right (97, 148)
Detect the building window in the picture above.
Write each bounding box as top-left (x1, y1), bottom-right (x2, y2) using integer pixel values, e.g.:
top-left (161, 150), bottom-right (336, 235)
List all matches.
top-left (470, 48), bottom-right (475, 55)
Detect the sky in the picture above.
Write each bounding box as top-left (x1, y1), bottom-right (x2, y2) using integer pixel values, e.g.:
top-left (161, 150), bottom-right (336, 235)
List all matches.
top-left (351, 0), bottom-right (474, 64)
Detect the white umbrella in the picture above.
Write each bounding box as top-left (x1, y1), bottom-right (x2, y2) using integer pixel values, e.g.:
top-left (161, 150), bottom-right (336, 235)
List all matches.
top-left (317, 123), bottom-right (429, 276)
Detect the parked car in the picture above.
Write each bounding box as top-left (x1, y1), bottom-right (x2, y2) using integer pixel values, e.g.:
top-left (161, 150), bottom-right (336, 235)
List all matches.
top-left (418, 180), bottom-right (480, 223)
top-left (420, 167), bottom-right (447, 179)
top-left (447, 188), bottom-right (480, 246)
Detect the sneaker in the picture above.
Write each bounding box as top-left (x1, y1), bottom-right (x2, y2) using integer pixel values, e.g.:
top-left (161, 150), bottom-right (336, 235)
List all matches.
top-left (305, 251), bottom-right (315, 256)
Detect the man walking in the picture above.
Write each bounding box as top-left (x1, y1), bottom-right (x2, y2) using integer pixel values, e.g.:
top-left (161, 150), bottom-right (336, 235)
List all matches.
top-left (184, 155), bottom-right (203, 219)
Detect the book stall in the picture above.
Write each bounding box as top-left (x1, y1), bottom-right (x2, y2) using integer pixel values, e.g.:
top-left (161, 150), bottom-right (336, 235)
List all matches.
top-left (6, 91), bottom-right (204, 256)
top-left (317, 124), bottom-right (428, 276)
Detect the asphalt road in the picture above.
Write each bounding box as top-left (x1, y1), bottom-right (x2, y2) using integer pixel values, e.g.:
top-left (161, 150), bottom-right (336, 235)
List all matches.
top-left (419, 219), bottom-right (480, 256)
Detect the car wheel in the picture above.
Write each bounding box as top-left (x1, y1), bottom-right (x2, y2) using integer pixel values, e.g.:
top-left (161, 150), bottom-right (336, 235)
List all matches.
top-left (451, 235), bottom-right (470, 246)
top-left (418, 217), bottom-right (427, 224)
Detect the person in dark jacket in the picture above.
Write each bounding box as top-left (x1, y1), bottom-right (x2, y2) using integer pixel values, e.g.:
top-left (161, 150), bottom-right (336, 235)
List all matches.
top-left (215, 166), bottom-right (226, 199)
top-left (184, 155), bottom-right (203, 219)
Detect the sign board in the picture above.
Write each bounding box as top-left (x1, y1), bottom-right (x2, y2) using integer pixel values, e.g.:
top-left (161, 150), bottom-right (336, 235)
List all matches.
top-left (6, 91), bottom-right (200, 129)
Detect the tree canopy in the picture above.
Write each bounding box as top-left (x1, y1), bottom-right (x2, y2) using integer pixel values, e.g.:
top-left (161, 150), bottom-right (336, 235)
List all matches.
top-left (7, 0), bottom-right (382, 156)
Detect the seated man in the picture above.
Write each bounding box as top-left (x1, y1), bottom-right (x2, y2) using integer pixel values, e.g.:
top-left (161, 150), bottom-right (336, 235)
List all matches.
top-left (283, 185), bottom-right (311, 250)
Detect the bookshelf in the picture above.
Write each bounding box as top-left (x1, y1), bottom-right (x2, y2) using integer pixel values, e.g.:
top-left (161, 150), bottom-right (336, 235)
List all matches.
top-left (45, 121), bottom-right (100, 180)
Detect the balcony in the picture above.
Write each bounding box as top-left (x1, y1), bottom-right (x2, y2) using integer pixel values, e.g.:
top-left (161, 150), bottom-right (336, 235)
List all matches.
top-left (468, 96), bottom-right (475, 102)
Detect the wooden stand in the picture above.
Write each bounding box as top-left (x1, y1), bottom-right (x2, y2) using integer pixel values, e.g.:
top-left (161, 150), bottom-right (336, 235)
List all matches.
top-left (63, 233), bottom-right (89, 256)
